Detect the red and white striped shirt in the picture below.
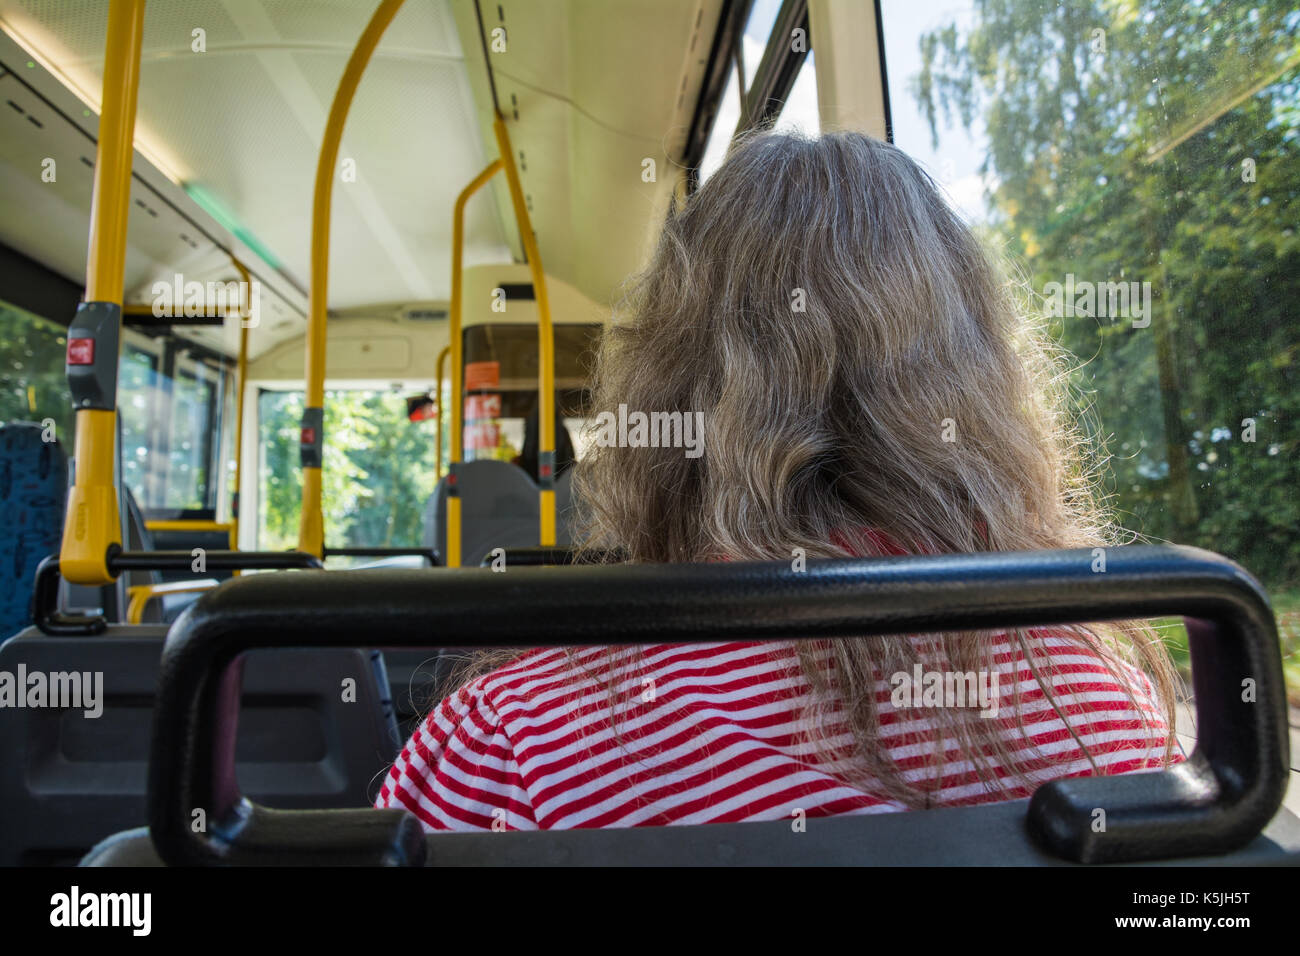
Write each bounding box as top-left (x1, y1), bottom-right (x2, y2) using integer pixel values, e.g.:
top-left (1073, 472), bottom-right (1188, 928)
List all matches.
top-left (376, 633), bottom-right (1179, 831)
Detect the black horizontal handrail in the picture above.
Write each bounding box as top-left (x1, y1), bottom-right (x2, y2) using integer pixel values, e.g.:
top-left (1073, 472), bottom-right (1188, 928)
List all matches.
top-left (32, 550), bottom-right (323, 636)
top-left (110, 549), bottom-right (324, 572)
top-left (323, 546), bottom-right (439, 564)
top-left (146, 545), bottom-right (1289, 866)
top-left (477, 546), bottom-right (620, 567)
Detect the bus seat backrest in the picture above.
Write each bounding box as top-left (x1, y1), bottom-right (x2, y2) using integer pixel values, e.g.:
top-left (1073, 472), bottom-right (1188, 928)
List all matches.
top-left (54, 454), bottom-right (109, 620)
top-left (0, 626), bottom-right (401, 866)
top-left (121, 486), bottom-right (166, 623)
top-left (424, 460), bottom-right (540, 566)
top-left (124, 485), bottom-right (150, 551)
top-left (555, 468), bottom-right (579, 546)
top-left (55, 483), bottom-right (166, 625)
top-left (380, 647), bottom-right (470, 741)
top-left (0, 422), bottom-right (66, 638)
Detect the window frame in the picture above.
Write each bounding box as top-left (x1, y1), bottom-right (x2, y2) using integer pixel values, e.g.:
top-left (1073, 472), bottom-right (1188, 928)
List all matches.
top-left (120, 327), bottom-right (231, 520)
top-left (688, 0), bottom-right (813, 191)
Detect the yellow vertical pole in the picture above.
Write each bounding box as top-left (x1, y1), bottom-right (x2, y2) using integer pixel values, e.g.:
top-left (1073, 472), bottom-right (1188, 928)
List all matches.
top-left (492, 114), bottom-right (557, 546)
top-left (433, 344), bottom-right (450, 479)
top-left (59, 0), bottom-right (146, 586)
top-left (229, 258), bottom-right (252, 559)
top-left (298, 0), bottom-right (408, 558)
top-left (447, 158), bottom-right (503, 568)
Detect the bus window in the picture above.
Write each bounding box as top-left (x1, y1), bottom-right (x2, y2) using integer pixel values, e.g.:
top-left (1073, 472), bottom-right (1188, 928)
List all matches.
top-left (740, 0), bottom-right (783, 92)
top-left (698, 61), bottom-right (742, 183)
top-left (0, 300), bottom-right (73, 444)
top-left (461, 322), bottom-right (601, 470)
top-left (116, 335), bottom-right (228, 517)
top-left (698, 0), bottom-right (816, 183)
top-left (880, 0), bottom-right (1300, 700)
top-left (117, 345), bottom-right (158, 506)
top-left (1, 305), bottom-right (231, 520)
top-left (256, 388), bottom-right (437, 560)
top-left (165, 359), bottom-right (220, 510)
top-left (772, 51), bottom-right (818, 134)
top-left (0, 301), bottom-right (231, 517)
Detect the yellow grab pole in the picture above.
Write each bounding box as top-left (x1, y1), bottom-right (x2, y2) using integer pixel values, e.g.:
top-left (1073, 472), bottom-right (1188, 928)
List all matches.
top-left (447, 158), bottom-right (503, 568)
top-left (493, 114), bottom-right (557, 546)
top-left (299, 0), bottom-right (408, 557)
top-left (60, 0), bottom-right (145, 586)
top-left (84, 1), bottom-right (143, 309)
top-left (144, 520), bottom-right (233, 534)
top-left (434, 344), bottom-right (450, 478)
top-left (126, 582), bottom-right (215, 625)
top-left (230, 257), bottom-right (252, 556)
top-left (122, 305), bottom-right (240, 317)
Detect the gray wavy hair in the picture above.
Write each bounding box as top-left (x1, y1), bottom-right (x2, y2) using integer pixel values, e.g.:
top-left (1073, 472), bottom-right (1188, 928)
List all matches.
top-left (466, 129), bottom-right (1180, 807)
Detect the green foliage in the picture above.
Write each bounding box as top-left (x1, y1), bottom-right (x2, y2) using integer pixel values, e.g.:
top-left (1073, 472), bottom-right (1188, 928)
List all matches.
top-left (915, 0), bottom-right (1300, 586)
top-left (0, 303), bottom-right (73, 442)
top-left (258, 389), bottom-right (437, 552)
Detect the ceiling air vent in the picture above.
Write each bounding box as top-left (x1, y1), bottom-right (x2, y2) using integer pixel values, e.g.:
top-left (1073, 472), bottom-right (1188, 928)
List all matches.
top-left (401, 307), bottom-right (447, 321)
top-left (499, 282), bottom-right (535, 301)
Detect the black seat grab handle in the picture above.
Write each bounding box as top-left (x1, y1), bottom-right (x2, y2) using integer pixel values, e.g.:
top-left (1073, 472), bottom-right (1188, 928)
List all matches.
top-left (147, 545), bottom-right (1289, 866)
top-left (32, 550), bottom-right (325, 636)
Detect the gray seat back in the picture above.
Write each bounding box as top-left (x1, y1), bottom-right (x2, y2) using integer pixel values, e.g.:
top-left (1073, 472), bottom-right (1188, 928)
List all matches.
top-left (121, 486), bottom-right (166, 623)
top-left (555, 467), bottom-right (580, 546)
top-left (424, 460), bottom-right (541, 566)
top-left (0, 625), bottom-right (401, 865)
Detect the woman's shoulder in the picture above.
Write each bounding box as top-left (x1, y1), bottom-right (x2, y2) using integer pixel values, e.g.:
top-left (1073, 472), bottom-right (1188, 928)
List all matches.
top-left (474, 641), bottom-right (800, 708)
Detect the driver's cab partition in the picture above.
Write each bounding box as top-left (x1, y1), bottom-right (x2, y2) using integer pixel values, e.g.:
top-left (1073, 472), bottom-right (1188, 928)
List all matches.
top-left (144, 545), bottom-right (1293, 866)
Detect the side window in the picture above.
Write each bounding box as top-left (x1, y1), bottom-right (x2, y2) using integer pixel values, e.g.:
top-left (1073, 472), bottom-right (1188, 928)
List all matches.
top-left (881, 0), bottom-right (1300, 697)
top-left (165, 360), bottom-right (218, 510)
top-left (118, 345), bottom-right (158, 503)
top-left (0, 300), bottom-right (74, 444)
top-left (256, 389), bottom-right (437, 558)
top-left (698, 61), bottom-right (742, 184)
top-left (116, 336), bottom-right (227, 515)
top-left (740, 0), bottom-right (783, 92)
top-left (0, 306), bottom-right (228, 517)
top-left (698, 0), bottom-right (815, 184)
top-left (773, 51), bottom-right (818, 134)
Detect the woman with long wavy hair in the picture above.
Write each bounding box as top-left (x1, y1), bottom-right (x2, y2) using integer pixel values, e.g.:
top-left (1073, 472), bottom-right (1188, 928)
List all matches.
top-left (376, 130), bottom-right (1181, 829)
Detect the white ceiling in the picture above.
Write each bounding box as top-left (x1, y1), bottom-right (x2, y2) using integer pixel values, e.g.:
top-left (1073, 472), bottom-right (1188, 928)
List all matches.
top-left (455, 0), bottom-right (721, 304)
top-left (1, 0), bottom-right (509, 305)
top-left (0, 0), bottom-right (721, 357)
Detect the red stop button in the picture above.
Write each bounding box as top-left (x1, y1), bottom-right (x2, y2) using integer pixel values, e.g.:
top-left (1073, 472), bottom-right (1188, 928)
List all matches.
top-left (67, 337), bottom-right (95, 365)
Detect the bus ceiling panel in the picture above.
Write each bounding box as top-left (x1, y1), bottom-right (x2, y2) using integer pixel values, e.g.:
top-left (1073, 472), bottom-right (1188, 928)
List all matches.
top-left (0, 149), bottom-right (93, 295)
top-left (286, 33), bottom-right (510, 304)
top-left (0, 1), bottom-right (507, 313)
top-left (0, 15), bottom-right (308, 306)
top-left (243, 266), bottom-right (607, 384)
top-left (0, 17), bottom-right (309, 358)
top-left (0, 65), bottom-right (100, 290)
top-left (460, 263), bottom-right (611, 328)
top-left (450, 0), bottom-right (723, 309)
top-left (252, 314), bottom-right (444, 384)
top-left (462, 0), bottom-right (720, 149)
top-left (0, 69), bottom-right (243, 338)
top-left (4, 0), bottom-right (724, 319)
